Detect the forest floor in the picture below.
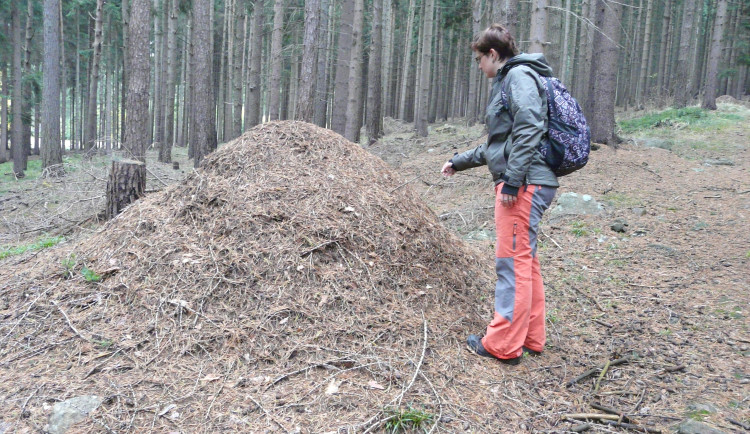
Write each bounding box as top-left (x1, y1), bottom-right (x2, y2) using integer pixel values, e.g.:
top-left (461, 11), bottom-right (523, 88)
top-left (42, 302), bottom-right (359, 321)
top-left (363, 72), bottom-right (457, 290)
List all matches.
top-left (0, 99), bottom-right (748, 433)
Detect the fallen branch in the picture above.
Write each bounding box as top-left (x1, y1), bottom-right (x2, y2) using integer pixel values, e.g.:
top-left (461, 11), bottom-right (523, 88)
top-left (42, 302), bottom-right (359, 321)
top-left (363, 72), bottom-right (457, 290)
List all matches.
top-left (728, 418), bottom-right (750, 431)
top-left (53, 301), bottom-right (91, 342)
top-left (566, 356), bottom-right (635, 388)
top-left (593, 360), bottom-right (611, 393)
top-left (603, 420), bottom-right (662, 433)
top-left (591, 403), bottom-right (633, 423)
top-left (563, 413), bottom-right (620, 421)
top-left (246, 393), bottom-right (289, 434)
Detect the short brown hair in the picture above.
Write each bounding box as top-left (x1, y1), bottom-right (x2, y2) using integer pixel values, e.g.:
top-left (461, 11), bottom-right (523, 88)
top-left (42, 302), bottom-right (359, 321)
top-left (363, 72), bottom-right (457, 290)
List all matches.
top-left (471, 24), bottom-right (519, 61)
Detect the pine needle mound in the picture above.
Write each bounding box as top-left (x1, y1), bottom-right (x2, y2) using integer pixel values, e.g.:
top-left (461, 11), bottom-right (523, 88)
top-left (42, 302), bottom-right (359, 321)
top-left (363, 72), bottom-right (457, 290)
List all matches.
top-left (1, 121), bottom-right (493, 431)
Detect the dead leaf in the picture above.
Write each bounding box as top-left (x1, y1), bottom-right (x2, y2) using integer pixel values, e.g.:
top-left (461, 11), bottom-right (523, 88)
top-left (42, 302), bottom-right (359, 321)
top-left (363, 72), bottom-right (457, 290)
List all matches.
top-left (367, 380), bottom-right (385, 390)
top-left (325, 379), bottom-right (340, 395)
top-left (201, 374), bottom-right (222, 382)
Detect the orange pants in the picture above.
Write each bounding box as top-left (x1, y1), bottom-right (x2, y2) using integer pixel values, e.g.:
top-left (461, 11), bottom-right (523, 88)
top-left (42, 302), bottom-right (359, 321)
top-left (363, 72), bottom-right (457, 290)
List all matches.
top-left (482, 184), bottom-right (556, 360)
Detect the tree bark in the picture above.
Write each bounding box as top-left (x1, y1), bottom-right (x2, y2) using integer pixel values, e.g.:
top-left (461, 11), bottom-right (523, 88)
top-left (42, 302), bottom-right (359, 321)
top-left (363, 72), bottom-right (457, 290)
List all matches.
top-left (397, 0), bottom-right (417, 121)
top-left (656, 0), bottom-right (672, 99)
top-left (297, 0), bottom-right (322, 122)
top-left (313, 0), bottom-right (331, 127)
top-left (366, 0), bottom-right (384, 143)
top-left (635, 0), bottom-right (654, 105)
top-left (191, 0), bottom-right (217, 166)
top-left (12, 2), bottom-right (25, 177)
top-left (589, 0), bottom-right (622, 145)
top-left (160, 0), bottom-right (178, 162)
top-left (84, 0), bottom-right (104, 151)
top-left (232, 2), bottom-right (244, 136)
top-left (702, 0), bottom-right (729, 110)
top-left (331, 0), bottom-right (355, 134)
top-left (125, 0), bottom-right (152, 163)
top-left (528, 0), bottom-right (548, 54)
top-left (344, 0), bottom-right (365, 142)
top-left (0, 64), bottom-right (8, 164)
top-left (415, 0), bottom-right (435, 137)
top-left (246, 0), bottom-right (264, 130)
top-left (268, 0), bottom-right (284, 121)
top-left (106, 160), bottom-right (146, 219)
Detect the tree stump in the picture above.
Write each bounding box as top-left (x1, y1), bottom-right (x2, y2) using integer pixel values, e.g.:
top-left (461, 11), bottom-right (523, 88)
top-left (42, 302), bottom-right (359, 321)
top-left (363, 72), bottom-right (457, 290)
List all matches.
top-left (105, 159), bottom-right (146, 220)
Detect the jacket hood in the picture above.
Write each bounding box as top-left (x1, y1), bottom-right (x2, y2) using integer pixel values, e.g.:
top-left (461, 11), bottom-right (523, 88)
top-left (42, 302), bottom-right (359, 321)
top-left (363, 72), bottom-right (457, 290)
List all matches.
top-left (497, 53), bottom-right (553, 79)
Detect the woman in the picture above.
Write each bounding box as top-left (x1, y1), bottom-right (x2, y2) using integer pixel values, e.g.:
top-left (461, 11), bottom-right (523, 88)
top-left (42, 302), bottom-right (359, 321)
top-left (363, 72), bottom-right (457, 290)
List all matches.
top-left (441, 24), bottom-right (558, 365)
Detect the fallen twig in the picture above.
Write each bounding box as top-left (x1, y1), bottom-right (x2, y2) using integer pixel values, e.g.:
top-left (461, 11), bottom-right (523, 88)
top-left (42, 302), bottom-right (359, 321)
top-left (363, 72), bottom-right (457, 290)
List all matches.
top-left (566, 356), bottom-right (634, 388)
top-left (563, 413), bottom-right (620, 421)
top-left (53, 301), bottom-right (91, 342)
top-left (593, 360), bottom-right (611, 393)
top-left (246, 393), bottom-right (289, 434)
top-left (591, 403), bottom-right (633, 423)
top-left (603, 420), bottom-right (662, 433)
top-left (727, 417), bottom-right (750, 430)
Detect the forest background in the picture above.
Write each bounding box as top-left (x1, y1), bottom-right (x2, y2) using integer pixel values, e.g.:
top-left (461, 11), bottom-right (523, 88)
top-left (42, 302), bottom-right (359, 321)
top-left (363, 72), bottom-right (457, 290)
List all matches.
top-left (0, 0), bottom-right (748, 180)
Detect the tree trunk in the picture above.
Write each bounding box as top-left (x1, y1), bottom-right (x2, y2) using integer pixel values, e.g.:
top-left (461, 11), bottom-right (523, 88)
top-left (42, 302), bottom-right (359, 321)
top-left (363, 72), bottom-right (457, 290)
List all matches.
top-left (635, 0), bottom-right (653, 105)
top-left (60, 0), bottom-right (67, 155)
top-left (268, 0), bottom-right (284, 121)
top-left (191, 0), bottom-right (217, 166)
top-left (22, 0), bottom-right (34, 164)
top-left (466, 0), bottom-right (483, 126)
top-left (84, 0), bottom-right (104, 151)
top-left (656, 0), bottom-right (672, 100)
top-left (505, 0), bottom-right (520, 37)
top-left (528, 0), bottom-right (547, 54)
top-left (222, 0), bottom-right (234, 141)
top-left (0, 64), bottom-right (8, 163)
top-left (366, 0), bottom-right (384, 144)
top-left (702, 0), bottom-right (729, 110)
top-left (415, 0), bottom-right (434, 137)
top-left (152, 0), bottom-right (165, 152)
top-left (245, 0), bottom-right (264, 130)
top-left (313, 0), bottom-right (331, 127)
top-left (297, 0), bottom-right (322, 122)
top-left (344, 0), bottom-right (365, 142)
top-left (106, 159), bottom-right (146, 220)
top-left (12, 2), bottom-right (25, 177)
top-left (124, 0), bottom-right (152, 163)
top-left (331, 0), bottom-right (355, 134)
top-left (397, 0), bottom-right (416, 121)
top-left (232, 2), bottom-right (244, 136)
top-left (589, 0), bottom-right (622, 145)
top-left (560, 0), bottom-right (572, 83)
top-left (160, 0), bottom-right (178, 162)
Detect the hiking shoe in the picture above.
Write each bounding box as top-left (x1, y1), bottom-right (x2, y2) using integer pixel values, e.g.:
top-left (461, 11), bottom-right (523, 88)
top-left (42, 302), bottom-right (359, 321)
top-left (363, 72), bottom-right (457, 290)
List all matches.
top-left (466, 335), bottom-right (521, 365)
top-left (522, 346), bottom-right (542, 357)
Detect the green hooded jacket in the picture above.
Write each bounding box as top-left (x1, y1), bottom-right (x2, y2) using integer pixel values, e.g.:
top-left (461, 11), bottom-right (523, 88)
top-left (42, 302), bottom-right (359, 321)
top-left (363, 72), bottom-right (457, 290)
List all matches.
top-left (451, 53), bottom-right (559, 195)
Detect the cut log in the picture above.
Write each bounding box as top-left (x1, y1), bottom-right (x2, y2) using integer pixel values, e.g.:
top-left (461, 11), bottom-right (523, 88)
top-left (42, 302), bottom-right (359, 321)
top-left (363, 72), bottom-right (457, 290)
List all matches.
top-left (105, 159), bottom-right (146, 219)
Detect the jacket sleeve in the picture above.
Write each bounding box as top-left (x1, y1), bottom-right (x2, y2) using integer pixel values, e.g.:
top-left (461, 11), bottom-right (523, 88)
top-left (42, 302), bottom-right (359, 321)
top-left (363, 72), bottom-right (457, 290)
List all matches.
top-left (502, 68), bottom-right (546, 195)
top-left (450, 143), bottom-right (486, 171)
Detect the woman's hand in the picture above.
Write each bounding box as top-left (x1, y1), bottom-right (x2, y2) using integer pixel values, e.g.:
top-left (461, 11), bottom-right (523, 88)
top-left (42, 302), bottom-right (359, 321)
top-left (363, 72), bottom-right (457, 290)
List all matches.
top-left (500, 193), bottom-right (518, 208)
top-left (441, 161), bottom-right (456, 177)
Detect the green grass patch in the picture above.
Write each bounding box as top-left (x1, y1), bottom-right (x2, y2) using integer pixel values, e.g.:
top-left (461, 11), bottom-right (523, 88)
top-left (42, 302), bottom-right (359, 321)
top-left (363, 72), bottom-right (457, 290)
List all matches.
top-left (570, 221), bottom-right (589, 237)
top-left (0, 235), bottom-right (66, 260)
top-left (686, 409), bottom-right (711, 421)
top-left (81, 266), bottom-right (102, 282)
top-left (602, 192), bottom-right (642, 207)
top-left (385, 407), bottom-right (434, 433)
top-left (618, 107), bottom-right (745, 134)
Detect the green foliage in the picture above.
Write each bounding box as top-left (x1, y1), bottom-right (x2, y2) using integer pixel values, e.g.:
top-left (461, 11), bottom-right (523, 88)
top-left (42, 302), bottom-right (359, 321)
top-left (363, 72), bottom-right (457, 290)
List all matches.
top-left (686, 409), bottom-right (711, 421)
top-left (0, 235), bottom-right (65, 260)
top-left (618, 107), bottom-right (747, 135)
top-left (570, 221), bottom-right (589, 237)
top-left (384, 407), bottom-right (434, 433)
top-left (81, 266), bottom-right (101, 282)
top-left (62, 254), bottom-right (77, 278)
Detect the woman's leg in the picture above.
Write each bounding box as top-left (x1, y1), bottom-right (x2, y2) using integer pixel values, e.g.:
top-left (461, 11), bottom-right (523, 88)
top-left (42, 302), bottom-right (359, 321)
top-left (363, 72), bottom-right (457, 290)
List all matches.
top-left (482, 185), bottom-right (555, 359)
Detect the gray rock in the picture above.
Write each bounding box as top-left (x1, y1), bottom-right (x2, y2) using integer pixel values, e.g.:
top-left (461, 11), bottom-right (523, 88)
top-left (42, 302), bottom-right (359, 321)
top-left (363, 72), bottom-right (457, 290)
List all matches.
top-left (610, 219), bottom-right (629, 233)
top-left (632, 207), bottom-right (647, 216)
top-left (687, 402), bottom-right (718, 414)
top-left (703, 158), bottom-right (734, 166)
top-left (463, 229), bottom-right (494, 241)
top-left (549, 192), bottom-right (604, 217)
top-left (637, 138), bottom-right (673, 150)
top-left (47, 395), bottom-right (103, 434)
top-left (676, 419), bottom-right (727, 434)
top-left (0, 421), bottom-right (12, 434)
